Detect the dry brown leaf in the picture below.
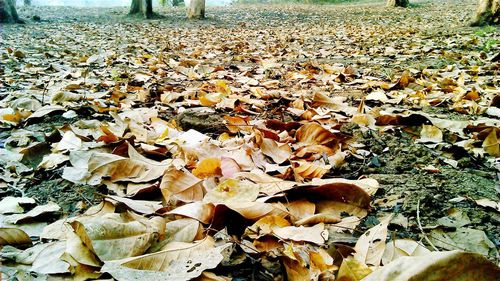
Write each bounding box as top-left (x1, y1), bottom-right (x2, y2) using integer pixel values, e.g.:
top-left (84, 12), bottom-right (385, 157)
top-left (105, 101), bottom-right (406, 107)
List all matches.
top-left (63, 143), bottom-right (171, 185)
top-left (475, 198), bottom-right (500, 212)
top-left (292, 160), bottom-right (331, 181)
top-left (167, 202), bottom-right (215, 224)
top-left (106, 196), bottom-right (163, 215)
top-left (309, 178), bottom-right (379, 196)
top-left (288, 181), bottom-right (372, 210)
top-left (295, 123), bottom-right (342, 147)
top-left (70, 214), bottom-right (159, 261)
top-left (244, 215), bottom-right (291, 239)
top-left (160, 168), bottom-right (204, 203)
top-left (381, 239), bottom-right (430, 265)
top-left (235, 171), bottom-right (297, 196)
top-left (64, 222), bottom-right (102, 267)
top-left (0, 227), bottom-right (32, 246)
top-left (224, 115), bottom-right (252, 133)
top-left (32, 241), bottom-right (71, 274)
top-left (102, 237), bottom-right (229, 281)
top-left (165, 218), bottom-right (200, 244)
top-left (222, 201), bottom-right (277, 220)
top-left (273, 223), bottom-right (328, 245)
top-left (5, 202), bottom-right (61, 224)
top-left (285, 199), bottom-right (316, 222)
top-left (354, 215), bottom-right (392, 266)
top-left (363, 251), bottom-right (500, 281)
top-left (260, 138), bottom-right (292, 164)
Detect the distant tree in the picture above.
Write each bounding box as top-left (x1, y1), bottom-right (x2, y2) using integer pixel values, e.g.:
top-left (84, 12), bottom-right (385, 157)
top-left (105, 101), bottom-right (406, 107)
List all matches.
top-left (187, 0), bottom-right (205, 19)
top-left (387, 0), bottom-right (409, 7)
top-left (129, 0), bottom-right (153, 18)
top-left (24, 0), bottom-right (31, 6)
top-left (0, 0), bottom-right (23, 23)
top-left (131, 0), bottom-right (202, 19)
top-left (471, 0), bottom-right (499, 26)
top-left (172, 0), bottom-right (184, 6)
top-left (159, 0), bottom-right (184, 7)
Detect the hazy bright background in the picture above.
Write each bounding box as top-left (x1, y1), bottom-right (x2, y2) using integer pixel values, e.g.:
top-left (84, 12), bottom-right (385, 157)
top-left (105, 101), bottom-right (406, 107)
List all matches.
top-left (16, 0), bottom-right (233, 7)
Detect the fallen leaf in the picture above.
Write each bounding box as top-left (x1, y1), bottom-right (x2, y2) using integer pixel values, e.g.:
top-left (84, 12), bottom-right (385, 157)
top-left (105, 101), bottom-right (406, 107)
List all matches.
top-left (203, 179), bottom-right (259, 204)
top-left (0, 228), bottom-right (32, 246)
top-left (362, 251), bottom-right (500, 281)
top-left (417, 125), bottom-right (443, 143)
top-left (192, 158), bottom-right (222, 179)
top-left (475, 198), bottom-right (500, 212)
top-left (0, 197), bottom-right (36, 214)
top-left (102, 237), bottom-right (229, 281)
top-left (428, 228), bottom-right (495, 256)
top-left (273, 223), bottom-right (328, 245)
top-left (354, 215), bottom-right (392, 266)
top-left (337, 257), bottom-right (372, 281)
top-left (5, 202), bottom-right (61, 224)
top-left (381, 239), bottom-right (430, 265)
top-left (482, 128), bottom-right (499, 157)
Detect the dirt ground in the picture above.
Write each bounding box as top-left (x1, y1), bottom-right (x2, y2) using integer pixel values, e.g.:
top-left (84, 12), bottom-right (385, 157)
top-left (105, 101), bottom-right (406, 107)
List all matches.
top-left (1, 0), bottom-right (499, 274)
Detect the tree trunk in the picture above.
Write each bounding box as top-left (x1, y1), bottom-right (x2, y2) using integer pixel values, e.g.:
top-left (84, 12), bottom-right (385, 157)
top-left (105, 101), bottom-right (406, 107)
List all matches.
top-left (387, 0), bottom-right (409, 7)
top-left (471, 0), bottom-right (499, 26)
top-left (24, 0), bottom-right (31, 6)
top-left (187, 0), bottom-right (205, 19)
top-left (0, 0), bottom-right (23, 23)
top-left (129, 0), bottom-right (153, 19)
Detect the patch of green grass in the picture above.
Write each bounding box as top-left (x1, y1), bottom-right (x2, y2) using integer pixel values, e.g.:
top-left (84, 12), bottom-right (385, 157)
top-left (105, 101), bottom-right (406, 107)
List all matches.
top-left (482, 38), bottom-right (499, 52)
top-left (474, 25), bottom-right (496, 37)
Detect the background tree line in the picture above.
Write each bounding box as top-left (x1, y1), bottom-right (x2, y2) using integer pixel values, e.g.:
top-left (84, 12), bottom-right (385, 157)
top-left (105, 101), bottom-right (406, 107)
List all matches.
top-left (1, 0), bottom-right (499, 27)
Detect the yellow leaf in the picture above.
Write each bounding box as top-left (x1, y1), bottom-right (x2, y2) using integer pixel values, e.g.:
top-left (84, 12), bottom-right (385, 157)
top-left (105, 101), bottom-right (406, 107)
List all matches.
top-left (192, 158), bottom-right (222, 179)
top-left (200, 92), bottom-right (222, 106)
top-left (218, 132), bottom-right (231, 141)
top-left (2, 111), bottom-right (31, 124)
top-left (157, 127), bottom-right (170, 142)
top-left (483, 129), bottom-right (499, 157)
top-left (337, 257), bottom-right (372, 281)
top-left (215, 80), bottom-right (231, 95)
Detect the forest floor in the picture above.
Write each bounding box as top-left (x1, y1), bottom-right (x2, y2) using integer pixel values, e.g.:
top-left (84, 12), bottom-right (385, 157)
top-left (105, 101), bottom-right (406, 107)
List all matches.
top-left (1, 0), bottom-right (499, 280)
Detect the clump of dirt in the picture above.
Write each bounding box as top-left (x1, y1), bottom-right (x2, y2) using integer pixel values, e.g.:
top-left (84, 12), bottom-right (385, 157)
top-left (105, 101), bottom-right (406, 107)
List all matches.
top-left (23, 171), bottom-right (103, 216)
top-left (176, 108), bottom-right (227, 136)
top-left (337, 125), bottom-right (499, 257)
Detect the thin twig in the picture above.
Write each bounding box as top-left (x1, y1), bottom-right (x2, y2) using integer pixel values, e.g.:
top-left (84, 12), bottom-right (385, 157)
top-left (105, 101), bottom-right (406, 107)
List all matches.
top-left (416, 199), bottom-right (439, 251)
top-left (41, 78), bottom-right (51, 106)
